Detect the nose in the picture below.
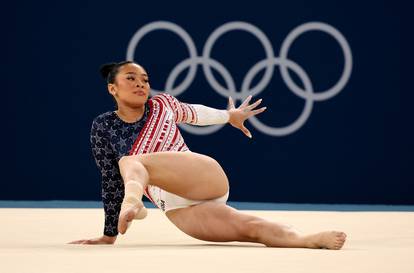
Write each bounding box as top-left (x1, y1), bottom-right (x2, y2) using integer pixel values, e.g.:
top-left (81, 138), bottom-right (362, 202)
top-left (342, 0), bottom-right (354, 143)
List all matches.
top-left (136, 81), bottom-right (145, 88)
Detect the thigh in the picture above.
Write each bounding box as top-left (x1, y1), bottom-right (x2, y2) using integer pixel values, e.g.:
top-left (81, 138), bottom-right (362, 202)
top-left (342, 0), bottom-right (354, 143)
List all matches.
top-left (139, 151), bottom-right (229, 200)
top-left (166, 202), bottom-right (261, 243)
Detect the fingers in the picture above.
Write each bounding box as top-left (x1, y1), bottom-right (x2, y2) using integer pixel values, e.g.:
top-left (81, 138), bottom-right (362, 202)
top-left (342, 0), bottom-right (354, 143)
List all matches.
top-left (228, 97), bottom-right (235, 109)
top-left (68, 239), bottom-right (97, 245)
top-left (248, 106), bottom-right (267, 117)
top-left (240, 96), bottom-right (265, 112)
top-left (247, 98), bottom-right (263, 110)
top-left (240, 95), bottom-right (252, 108)
top-left (235, 96), bottom-right (266, 110)
top-left (68, 239), bottom-right (87, 244)
top-left (241, 124), bottom-right (252, 138)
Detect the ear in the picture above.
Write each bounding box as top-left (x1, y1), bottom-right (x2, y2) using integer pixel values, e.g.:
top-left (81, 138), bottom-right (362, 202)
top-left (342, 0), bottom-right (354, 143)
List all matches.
top-left (107, 84), bottom-right (116, 96)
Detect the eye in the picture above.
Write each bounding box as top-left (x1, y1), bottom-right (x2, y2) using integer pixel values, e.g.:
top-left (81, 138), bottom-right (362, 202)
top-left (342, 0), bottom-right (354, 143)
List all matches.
top-left (127, 76), bottom-right (135, 81)
top-left (144, 79), bottom-right (149, 83)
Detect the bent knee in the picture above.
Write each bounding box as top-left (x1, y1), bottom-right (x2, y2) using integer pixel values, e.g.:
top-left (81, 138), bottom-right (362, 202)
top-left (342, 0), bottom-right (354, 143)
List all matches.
top-left (119, 155), bottom-right (131, 164)
top-left (119, 155), bottom-right (144, 165)
top-left (118, 155), bottom-right (148, 174)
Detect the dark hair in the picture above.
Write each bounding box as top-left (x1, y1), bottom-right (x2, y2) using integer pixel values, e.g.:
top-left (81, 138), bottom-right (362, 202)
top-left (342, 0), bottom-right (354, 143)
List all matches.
top-left (99, 61), bottom-right (135, 84)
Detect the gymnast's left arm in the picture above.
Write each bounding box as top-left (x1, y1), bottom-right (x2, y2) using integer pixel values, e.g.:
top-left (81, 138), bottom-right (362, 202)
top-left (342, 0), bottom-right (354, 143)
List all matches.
top-left (159, 93), bottom-right (266, 138)
top-left (190, 96), bottom-right (267, 138)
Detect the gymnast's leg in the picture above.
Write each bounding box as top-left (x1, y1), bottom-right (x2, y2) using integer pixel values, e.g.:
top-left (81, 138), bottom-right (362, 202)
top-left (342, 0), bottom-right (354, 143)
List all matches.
top-left (166, 203), bottom-right (347, 250)
top-left (117, 151), bottom-right (229, 234)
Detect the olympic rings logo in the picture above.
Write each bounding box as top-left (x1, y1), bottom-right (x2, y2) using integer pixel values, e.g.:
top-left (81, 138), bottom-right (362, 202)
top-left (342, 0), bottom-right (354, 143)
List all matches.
top-left (126, 21), bottom-right (353, 136)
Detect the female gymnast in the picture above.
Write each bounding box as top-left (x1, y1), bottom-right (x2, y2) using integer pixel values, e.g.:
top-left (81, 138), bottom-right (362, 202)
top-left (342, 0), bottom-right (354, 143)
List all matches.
top-left (69, 61), bottom-right (346, 249)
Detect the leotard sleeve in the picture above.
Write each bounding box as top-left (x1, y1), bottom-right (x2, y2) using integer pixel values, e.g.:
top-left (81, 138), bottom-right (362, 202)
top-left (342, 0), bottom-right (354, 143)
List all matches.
top-left (155, 93), bottom-right (229, 125)
top-left (90, 117), bottom-right (124, 237)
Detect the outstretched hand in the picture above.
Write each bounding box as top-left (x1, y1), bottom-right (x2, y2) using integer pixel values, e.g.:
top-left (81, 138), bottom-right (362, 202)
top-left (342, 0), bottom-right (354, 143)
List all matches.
top-left (227, 95), bottom-right (267, 138)
top-left (68, 235), bottom-right (116, 245)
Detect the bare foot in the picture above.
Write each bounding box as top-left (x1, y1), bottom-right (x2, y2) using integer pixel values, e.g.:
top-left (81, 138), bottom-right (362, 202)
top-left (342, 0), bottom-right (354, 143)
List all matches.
top-left (305, 231), bottom-right (347, 250)
top-left (118, 195), bottom-right (148, 234)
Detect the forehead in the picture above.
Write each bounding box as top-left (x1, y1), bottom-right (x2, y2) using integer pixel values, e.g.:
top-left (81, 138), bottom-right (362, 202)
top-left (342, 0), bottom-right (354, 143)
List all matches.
top-left (119, 63), bottom-right (147, 75)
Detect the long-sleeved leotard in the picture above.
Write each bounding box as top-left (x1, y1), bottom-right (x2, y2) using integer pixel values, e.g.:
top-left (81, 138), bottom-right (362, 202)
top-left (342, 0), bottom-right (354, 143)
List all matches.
top-left (90, 94), bottom-right (229, 237)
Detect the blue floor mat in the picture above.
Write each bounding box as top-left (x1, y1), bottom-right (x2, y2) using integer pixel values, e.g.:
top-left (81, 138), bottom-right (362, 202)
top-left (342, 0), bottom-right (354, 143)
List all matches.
top-left (0, 200), bottom-right (413, 211)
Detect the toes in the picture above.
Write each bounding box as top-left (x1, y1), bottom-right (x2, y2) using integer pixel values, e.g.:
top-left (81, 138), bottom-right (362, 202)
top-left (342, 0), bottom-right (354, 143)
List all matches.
top-left (118, 221), bottom-right (126, 234)
top-left (118, 211), bottom-right (133, 234)
top-left (336, 232), bottom-right (347, 240)
top-left (333, 243), bottom-right (343, 250)
top-left (118, 217), bottom-right (127, 234)
top-left (335, 241), bottom-right (345, 249)
top-left (336, 238), bottom-right (346, 245)
top-left (329, 231), bottom-right (346, 250)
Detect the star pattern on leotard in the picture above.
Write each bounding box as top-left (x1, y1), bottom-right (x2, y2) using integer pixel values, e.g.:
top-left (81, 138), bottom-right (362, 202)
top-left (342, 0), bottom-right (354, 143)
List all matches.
top-left (114, 188), bottom-right (124, 199)
top-left (106, 179), bottom-right (120, 189)
top-left (105, 201), bottom-right (118, 212)
top-left (101, 189), bottom-right (111, 200)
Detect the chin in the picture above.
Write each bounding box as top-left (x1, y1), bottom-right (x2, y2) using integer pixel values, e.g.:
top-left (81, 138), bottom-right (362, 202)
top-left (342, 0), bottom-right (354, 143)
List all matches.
top-left (127, 97), bottom-right (148, 108)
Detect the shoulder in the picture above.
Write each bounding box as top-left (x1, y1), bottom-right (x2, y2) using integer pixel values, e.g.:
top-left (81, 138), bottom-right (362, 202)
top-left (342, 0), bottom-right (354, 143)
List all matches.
top-left (93, 111), bottom-right (114, 123)
top-left (91, 111), bottom-right (116, 131)
top-left (151, 93), bottom-right (180, 108)
top-left (152, 93), bottom-right (179, 101)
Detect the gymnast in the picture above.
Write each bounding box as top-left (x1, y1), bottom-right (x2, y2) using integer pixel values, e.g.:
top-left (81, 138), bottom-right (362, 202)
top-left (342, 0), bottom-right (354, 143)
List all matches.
top-left (69, 61), bottom-right (346, 249)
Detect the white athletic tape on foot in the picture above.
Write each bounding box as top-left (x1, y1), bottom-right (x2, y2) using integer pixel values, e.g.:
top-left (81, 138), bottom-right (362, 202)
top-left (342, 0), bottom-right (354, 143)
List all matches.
top-left (121, 181), bottom-right (148, 220)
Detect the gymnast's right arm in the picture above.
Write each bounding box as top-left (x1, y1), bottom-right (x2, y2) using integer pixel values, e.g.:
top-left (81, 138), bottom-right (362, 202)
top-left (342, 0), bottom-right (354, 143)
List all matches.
top-left (68, 117), bottom-right (120, 245)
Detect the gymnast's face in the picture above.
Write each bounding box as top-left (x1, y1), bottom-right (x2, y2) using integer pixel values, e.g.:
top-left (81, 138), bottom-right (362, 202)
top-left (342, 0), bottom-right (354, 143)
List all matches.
top-left (108, 63), bottom-right (150, 108)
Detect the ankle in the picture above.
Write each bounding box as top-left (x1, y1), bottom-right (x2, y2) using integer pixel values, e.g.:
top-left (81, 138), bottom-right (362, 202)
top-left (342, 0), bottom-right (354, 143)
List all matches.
top-left (124, 180), bottom-right (144, 199)
top-left (125, 180), bottom-right (144, 188)
top-left (301, 234), bottom-right (320, 249)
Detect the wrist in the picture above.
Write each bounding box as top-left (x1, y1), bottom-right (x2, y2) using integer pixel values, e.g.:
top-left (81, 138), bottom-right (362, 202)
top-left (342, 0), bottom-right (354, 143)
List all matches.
top-left (217, 109), bottom-right (230, 124)
top-left (227, 109), bottom-right (236, 124)
top-left (102, 235), bottom-right (117, 244)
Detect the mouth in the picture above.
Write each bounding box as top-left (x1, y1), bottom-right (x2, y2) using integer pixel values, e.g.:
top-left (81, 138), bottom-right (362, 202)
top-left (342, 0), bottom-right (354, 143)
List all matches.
top-left (133, 90), bottom-right (146, 96)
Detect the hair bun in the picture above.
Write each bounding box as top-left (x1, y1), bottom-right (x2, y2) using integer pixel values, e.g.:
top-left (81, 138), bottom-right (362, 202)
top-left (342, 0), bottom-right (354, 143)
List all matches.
top-left (99, 62), bottom-right (117, 80)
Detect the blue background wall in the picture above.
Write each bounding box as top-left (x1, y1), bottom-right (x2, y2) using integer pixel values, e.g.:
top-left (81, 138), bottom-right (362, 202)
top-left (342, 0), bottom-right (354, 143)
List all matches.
top-left (3, 0), bottom-right (413, 204)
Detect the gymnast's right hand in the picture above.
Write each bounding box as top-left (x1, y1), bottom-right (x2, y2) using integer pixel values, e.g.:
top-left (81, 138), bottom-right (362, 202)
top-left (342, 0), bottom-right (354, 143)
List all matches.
top-left (68, 235), bottom-right (117, 245)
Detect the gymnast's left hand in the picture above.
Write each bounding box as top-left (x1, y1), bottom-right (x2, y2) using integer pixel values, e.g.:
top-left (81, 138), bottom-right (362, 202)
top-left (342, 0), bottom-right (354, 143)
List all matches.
top-left (227, 95), bottom-right (267, 138)
top-left (68, 235), bottom-right (117, 245)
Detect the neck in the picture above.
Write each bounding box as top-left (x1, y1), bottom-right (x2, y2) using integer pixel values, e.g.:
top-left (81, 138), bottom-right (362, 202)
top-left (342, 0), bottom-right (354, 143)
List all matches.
top-left (116, 104), bottom-right (145, 123)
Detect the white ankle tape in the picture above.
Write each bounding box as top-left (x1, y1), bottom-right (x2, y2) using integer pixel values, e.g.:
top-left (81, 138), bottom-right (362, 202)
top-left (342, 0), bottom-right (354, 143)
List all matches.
top-left (121, 197), bottom-right (147, 220)
top-left (124, 181), bottom-right (144, 196)
top-left (125, 180), bottom-right (143, 188)
top-left (122, 181), bottom-right (147, 220)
